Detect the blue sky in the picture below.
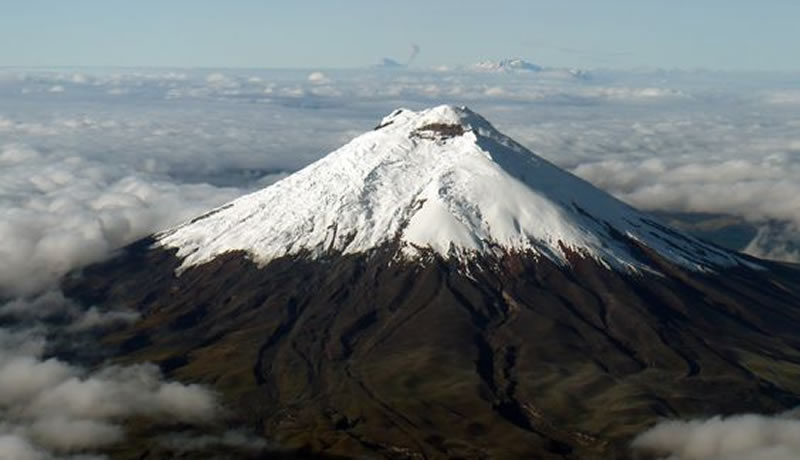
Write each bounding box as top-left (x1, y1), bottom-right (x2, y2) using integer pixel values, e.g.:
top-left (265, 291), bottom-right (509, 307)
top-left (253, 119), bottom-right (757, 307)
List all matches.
top-left (2, 0), bottom-right (799, 70)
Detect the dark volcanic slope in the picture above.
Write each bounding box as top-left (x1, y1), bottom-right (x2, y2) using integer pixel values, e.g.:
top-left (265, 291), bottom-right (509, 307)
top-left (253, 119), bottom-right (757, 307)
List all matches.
top-left (64, 239), bottom-right (800, 460)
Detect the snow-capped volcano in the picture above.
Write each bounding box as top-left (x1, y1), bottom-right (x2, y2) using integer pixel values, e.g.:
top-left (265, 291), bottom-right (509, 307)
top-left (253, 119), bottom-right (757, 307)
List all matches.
top-left (473, 58), bottom-right (543, 72)
top-left (470, 59), bottom-right (590, 79)
top-left (64, 105), bottom-right (800, 460)
top-left (157, 105), bottom-right (749, 273)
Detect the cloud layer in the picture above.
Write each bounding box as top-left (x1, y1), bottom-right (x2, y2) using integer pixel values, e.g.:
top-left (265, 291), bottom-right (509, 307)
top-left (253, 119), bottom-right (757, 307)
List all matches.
top-left (0, 311), bottom-right (219, 458)
top-left (0, 147), bottom-right (240, 295)
top-left (632, 414), bottom-right (800, 460)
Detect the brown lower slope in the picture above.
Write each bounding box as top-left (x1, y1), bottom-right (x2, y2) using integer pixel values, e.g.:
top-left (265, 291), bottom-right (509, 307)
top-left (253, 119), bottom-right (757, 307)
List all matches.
top-left (63, 238), bottom-right (800, 459)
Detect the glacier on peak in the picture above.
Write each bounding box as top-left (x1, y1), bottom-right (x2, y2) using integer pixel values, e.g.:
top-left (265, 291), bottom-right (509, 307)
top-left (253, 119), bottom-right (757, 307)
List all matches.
top-left (156, 105), bottom-right (753, 274)
top-left (473, 58), bottom-right (543, 73)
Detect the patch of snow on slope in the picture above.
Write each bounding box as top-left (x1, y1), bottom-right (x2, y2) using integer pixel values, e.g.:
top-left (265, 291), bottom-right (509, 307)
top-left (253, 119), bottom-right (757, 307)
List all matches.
top-left (157, 105), bottom-right (754, 273)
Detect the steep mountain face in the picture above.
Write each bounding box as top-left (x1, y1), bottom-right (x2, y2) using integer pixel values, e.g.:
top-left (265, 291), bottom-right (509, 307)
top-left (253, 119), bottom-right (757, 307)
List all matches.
top-left (63, 106), bottom-right (800, 460)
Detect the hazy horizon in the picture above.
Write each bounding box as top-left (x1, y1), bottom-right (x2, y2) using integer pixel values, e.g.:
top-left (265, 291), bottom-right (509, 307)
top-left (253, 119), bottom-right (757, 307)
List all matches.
top-left (4, 1), bottom-right (800, 71)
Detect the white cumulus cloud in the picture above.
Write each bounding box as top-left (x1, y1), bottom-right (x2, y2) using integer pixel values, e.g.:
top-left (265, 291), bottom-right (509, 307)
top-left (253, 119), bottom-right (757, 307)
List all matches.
top-left (307, 71), bottom-right (331, 84)
top-left (632, 414), bottom-right (800, 460)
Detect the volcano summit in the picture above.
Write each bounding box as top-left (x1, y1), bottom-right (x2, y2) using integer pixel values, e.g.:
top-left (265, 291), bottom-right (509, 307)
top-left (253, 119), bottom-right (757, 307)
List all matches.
top-left (66, 106), bottom-right (800, 459)
top-left (157, 105), bottom-right (747, 273)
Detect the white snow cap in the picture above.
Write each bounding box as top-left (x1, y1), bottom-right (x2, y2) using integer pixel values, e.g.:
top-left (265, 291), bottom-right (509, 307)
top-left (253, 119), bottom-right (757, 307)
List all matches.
top-left (473, 58), bottom-right (543, 73)
top-left (157, 105), bottom-right (753, 273)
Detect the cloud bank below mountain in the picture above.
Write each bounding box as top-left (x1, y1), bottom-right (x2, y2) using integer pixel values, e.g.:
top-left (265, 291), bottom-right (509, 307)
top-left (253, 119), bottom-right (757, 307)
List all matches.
top-left (632, 413), bottom-right (800, 460)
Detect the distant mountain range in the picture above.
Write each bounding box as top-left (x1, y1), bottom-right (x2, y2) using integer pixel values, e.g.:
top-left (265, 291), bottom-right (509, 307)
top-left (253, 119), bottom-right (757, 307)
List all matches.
top-left (372, 57), bottom-right (590, 79)
top-left (473, 58), bottom-right (544, 72)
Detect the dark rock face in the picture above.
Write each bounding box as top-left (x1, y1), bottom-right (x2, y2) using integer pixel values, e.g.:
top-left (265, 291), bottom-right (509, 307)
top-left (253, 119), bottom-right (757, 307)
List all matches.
top-left (63, 242), bottom-right (800, 459)
top-left (412, 123), bottom-right (467, 140)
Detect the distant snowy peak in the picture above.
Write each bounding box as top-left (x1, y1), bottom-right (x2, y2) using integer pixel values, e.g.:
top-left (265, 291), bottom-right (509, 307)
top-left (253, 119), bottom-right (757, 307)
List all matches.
top-left (473, 58), bottom-right (543, 73)
top-left (157, 105), bottom-right (754, 274)
top-left (471, 59), bottom-right (589, 79)
top-left (374, 58), bottom-right (405, 69)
